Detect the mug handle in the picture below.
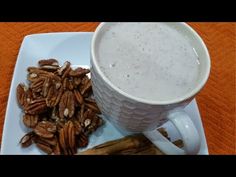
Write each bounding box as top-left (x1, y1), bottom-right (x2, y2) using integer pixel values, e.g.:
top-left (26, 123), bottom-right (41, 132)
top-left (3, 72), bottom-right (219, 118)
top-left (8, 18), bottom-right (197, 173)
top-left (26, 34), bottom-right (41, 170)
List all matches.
top-left (143, 110), bottom-right (201, 155)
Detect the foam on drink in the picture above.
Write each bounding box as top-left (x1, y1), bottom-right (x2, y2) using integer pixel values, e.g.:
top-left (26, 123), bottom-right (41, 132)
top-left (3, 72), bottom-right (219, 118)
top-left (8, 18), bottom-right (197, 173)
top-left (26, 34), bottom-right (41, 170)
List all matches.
top-left (96, 23), bottom-right (201, 102)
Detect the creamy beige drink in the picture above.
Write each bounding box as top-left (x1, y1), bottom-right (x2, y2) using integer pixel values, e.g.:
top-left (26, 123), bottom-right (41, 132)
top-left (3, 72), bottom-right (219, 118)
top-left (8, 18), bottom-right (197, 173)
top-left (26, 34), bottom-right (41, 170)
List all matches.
top-left (96, 23), bottom-right (201, 102)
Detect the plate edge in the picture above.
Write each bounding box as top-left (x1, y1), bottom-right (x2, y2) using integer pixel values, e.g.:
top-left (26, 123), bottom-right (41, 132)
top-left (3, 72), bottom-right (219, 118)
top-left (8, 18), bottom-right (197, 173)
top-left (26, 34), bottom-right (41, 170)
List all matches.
top-left (24, 32), bottom-right (94, 39)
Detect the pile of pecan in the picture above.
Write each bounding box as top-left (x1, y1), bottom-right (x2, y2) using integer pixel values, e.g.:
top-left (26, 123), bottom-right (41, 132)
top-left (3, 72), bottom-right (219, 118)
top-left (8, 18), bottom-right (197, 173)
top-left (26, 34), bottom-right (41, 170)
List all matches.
top-left (16, 59), bottom-right (103, 155)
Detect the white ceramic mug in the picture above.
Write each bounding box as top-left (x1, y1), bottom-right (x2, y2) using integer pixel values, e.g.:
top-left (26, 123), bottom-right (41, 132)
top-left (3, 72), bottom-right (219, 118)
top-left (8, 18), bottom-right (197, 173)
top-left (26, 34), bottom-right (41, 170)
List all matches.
top-left (90, 22), bottom-right (211, 155)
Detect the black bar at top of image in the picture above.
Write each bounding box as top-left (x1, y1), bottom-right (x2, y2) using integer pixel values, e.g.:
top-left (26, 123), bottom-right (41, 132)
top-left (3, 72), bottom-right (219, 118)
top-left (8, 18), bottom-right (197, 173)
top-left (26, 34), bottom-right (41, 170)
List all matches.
top-left (0, 1), bottom-right (235, 22)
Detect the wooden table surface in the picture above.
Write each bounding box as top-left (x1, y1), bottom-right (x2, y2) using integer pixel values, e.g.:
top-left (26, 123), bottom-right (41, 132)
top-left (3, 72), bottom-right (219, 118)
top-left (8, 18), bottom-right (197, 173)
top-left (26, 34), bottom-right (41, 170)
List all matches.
top-left (0, 22), bottom-right (235, 154)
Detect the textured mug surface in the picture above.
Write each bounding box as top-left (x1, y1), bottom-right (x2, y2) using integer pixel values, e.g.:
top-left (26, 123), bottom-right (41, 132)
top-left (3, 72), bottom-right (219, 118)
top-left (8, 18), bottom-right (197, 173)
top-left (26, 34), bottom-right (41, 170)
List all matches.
top-left (90, 22), bottom-right (210, 133)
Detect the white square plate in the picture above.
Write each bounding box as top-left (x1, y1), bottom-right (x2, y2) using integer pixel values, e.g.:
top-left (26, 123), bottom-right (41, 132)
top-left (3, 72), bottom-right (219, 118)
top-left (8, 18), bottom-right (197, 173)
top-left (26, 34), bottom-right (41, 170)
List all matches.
top-left (1, 32), bottom-right (208, 154)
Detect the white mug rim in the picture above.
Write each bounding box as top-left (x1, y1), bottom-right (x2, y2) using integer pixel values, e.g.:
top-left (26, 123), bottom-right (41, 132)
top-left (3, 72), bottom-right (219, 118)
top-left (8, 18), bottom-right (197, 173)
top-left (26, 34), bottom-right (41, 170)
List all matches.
top-left (91, 22), bottom-right (211, 105)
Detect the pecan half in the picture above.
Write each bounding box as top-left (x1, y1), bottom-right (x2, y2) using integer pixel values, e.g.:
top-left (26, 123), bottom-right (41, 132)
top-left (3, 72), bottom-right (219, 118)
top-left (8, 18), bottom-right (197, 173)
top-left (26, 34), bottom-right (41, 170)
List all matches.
top-left (85, 102), bottom-right (101, 114)
top-left (84, 98), bottom-right (97, 104)
top-left (77, 108), bottom-right (92, 128)
top-left (46, 84), bottom-right (63, 107)
top-left (74, 90), bottom-right (84, 105)
top-left (68, 121), bottom-right (76, 154)
top-left (59, 91), bottom-right (75, 118)
top-left (27, 67), bottom-right (51, 81)
top-left (69, 67), bottom-right (90, 77)
top-left (58, 61), bottom-right (71, 79)
top-left (16, 83), bottom-right (32, 108)
top-left (20, 132), bottom-right (34, 148)
top-left (39, 59), bottom-right (59, 66)
top-left (23, 114), bottom-right (39, 128)
top-left (16, 84), bottom-right (26, 107)
top-left (85, 115), bottom-right (103, 135)
top-left (42, 77), bottom-right (51, 97)
top-left (33, 121), bottom-right (56, 139)
top-left (24, 98), bottom-right (47, 115)
top-left (59, 127), bottom-right (67, 155)
top-left (30, 77), bottom-right (45, 93)
top-left (77, 104), bottom-right (85, 125)
top-left (40, 65), bottom-right (59, 71)
top-left (80, 79), bottom-right (92, 95)
top-left (36, 142), bottom-right (53, 154)
top-left (58, 121), bottom-right (77, 155)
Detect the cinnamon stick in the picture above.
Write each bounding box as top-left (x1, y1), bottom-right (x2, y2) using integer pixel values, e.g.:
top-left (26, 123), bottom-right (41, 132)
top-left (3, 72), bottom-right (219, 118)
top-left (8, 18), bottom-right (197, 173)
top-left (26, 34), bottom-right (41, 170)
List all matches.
top-left (78, 128), bottom-right (183, 155)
